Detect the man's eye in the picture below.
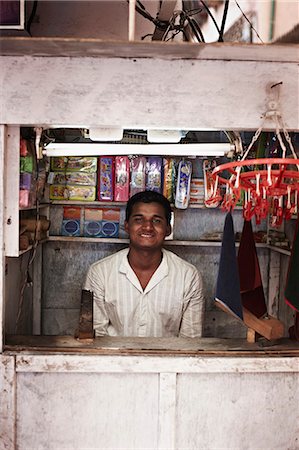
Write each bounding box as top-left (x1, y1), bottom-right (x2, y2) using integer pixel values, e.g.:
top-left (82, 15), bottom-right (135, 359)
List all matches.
top-left (152, 218), bottom-right (161, 224)
top-left (134, 217), bottom-right (143, 223)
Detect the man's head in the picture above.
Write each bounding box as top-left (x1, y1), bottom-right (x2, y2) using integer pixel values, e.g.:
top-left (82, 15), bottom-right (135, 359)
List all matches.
top-left (125, 191), bottom-right (172, 251)
top-left (125, 191), bottom-right (172, 225)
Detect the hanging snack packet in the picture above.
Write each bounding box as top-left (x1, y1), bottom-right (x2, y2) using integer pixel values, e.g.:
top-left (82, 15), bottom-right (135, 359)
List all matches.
top-left (130, 156), bottom-right (146, 197)
top-left (115, 156), bottom-right (130, 202)
top-left (146, 157), bottom-right (162, 193)
top-left (175, 160), bottom-right (192, 209)
top-left (98, 156), bottom-right (114, 201)
top-left (163, 158), bottom-right (176, 203)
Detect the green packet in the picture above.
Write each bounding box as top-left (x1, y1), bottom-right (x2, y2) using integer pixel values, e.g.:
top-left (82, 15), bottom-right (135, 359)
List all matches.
top-left (20, 156), bottom-right (34, 173)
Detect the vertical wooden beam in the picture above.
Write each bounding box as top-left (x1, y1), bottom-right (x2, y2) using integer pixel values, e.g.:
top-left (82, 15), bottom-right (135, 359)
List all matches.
top-left (32, 244), bottom-right (42, 335)
top-left (128, 0), bottom-right (136, 41)
top-left (0, 125), bottom-right (6, 352)
top-left (4, 126), bottom-right (20, 257)
top-left (0, 355), bottom-right (16, 448)
top-left (158, 372), bottom-right (177, 449)
top-left (152, 1), bottom-right (178, 41)
top-left (268, 250), bottom-right (281, 317)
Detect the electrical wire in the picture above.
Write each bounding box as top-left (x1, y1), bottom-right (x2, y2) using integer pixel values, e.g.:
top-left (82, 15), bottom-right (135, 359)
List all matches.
top-left (26, 1), bottom-right (38, 36)
top-left (234, 0), bottom-right (263, 43)
top-left (199, 0), bottom-right (222, 36)
top-left (218, 0), bottom-right (229, 42)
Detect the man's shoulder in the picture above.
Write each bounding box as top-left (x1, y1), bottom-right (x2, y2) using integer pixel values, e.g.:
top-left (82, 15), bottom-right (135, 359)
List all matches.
top-left (163, 248), bottom-right (198, 272)
top-left (90, 248), bottom-right (128, 270)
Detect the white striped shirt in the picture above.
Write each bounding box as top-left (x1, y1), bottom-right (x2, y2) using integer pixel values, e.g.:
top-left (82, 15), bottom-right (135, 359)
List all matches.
top-left (83, 248), bottom-right (204, 338)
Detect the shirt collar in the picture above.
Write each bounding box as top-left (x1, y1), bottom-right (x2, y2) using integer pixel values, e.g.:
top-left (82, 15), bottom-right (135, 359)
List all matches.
top-left (119, 248), bottom-right (169, 293)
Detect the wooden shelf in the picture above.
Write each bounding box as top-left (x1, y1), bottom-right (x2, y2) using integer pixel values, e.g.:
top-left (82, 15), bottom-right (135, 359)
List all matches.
top-left (20, 203), bottom-right (50, 211)
top-left (50, 201), bottom-right (127, 207)
top-left (268, 245), bottom-right (291, 256)
top-left (46, 235), bottom-right (268, 248)
top-left (18, 239), bottom-right (48, 256)
top-left (49, 200), bottom-right (245, 211)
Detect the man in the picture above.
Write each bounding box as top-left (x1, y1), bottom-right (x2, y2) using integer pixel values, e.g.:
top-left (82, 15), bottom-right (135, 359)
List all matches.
top-left (83, 190), bottom-right (204, 337)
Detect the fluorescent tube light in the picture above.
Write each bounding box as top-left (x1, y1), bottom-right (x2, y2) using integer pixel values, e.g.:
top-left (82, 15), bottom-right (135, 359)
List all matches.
top-left (43, 143), bottom-right (233, 157)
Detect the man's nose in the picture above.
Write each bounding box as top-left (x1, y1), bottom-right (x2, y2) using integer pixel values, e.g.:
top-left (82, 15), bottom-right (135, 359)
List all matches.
top-left (142, 219), bottom-right (154, 229)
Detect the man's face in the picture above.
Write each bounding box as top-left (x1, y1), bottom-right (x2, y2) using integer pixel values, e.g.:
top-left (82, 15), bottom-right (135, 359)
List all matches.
top-left (124, 202), bottom-right (171, 251)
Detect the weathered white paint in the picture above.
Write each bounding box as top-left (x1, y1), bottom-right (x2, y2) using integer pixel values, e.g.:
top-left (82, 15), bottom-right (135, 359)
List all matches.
top-left (16, 371), bottom-right (160, 450)
top-left (158, 372), bottom-right (177, 449)
top-left (0, 53), bottom-right (298, 130)
top-left (4, 126), bottom-right (20, 257)
top-left (0, 355), bottom-right (16, 449)
top-left (0, 126), bottom-right (5, 352)
top-left (7, 353), bottom-right (298, 450)
top-left (175, 371), bottom-right (299, 450)
top-left (15, 354), bottom-right (299, 373)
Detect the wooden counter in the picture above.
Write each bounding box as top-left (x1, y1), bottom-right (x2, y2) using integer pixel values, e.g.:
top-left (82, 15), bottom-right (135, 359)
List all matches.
top-left (4, 334), bottom-right (299, 357)
top-left (2, 335), bottom-right (299, 449)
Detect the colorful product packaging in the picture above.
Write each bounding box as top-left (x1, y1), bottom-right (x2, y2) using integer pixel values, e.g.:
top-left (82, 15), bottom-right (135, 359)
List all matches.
top-left (49, 185), bottom-right (96, 201)
top-left (114, 156), bottom-right (130, 202)
top-left (189, 178), bottom-right (205, 205)
top-left (83, 207), bottom-right (120, 238)
top-left (84, 208), bottom-right (103, 237)
top-left (20, 173), bottom-right (32, 190)
top-left (20, 138), bottom-right (28, 157)
top-left (19, 190), bottom-right (30, 208)
top-left (49, 172), bottom-right (97, 186)
top-left (163, 158), bottom-right (176, 202)
top-left (146, 157), bottom-right (163, 193)
top-left (51, 157), bottom-right (97, 173)
top-left (175, 160), bottom-right (192, 209)
top-left (101, 208), bottom-right (120, 237)
top-left (61, 206), bottom-right (81, 236)
top-left (130, 156), bottom-right (146, 197)
top-left (98, 156), bottom-right (114, 201)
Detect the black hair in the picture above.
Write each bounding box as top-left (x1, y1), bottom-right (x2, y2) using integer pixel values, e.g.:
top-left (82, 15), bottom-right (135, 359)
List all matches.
top-left (125, 191), bottom-right (172, 225)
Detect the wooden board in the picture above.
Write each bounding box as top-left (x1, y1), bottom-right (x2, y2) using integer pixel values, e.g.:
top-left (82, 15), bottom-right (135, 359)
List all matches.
top-left (5, 335), bottom-right (299, 357)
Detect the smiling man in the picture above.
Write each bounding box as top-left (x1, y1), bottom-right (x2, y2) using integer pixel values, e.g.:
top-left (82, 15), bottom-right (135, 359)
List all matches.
top-left (83, 191), bottom-right (205, 338)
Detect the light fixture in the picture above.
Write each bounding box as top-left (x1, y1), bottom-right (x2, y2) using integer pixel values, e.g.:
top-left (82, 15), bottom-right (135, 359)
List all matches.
top-left (147, 129), bottom-right (185, 143)
top-left (89, 127), bottom-right (123, 141)
top-left (43, 142), bottom-right (233, 157)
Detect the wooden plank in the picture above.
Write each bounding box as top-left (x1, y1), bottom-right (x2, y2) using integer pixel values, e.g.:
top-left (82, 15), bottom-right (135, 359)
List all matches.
top-left (268, 250), bottom-right (281, 317)
top-left (76, 289), bottom-right (94, 340)
top-left (0, 55), bottom-right (298, 131)
top-left (152, 1), bottom-right (178, 41)
top-left (4, 126), bottom-right (20, 257)
top-left (32, 244), bottom-right (42, 335)
top-left (243, 308), bottom-right (284, 340)
top-left (5, 334), bottom-right (299, 356)
top-left (14, 353), bottom-right (299, 373)
top-left (158, 373), bottom-right (177, 450)
top-left (0, 38), bottom-right (298, 63)
top-left (0, 355), bottom-right (16, 449)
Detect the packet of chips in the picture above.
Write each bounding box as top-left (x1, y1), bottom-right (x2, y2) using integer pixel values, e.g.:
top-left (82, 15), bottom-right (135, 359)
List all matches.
top-left (163, 158), bottom-right (176, 203)
top-left (146, 157), bottom-right (162, 193)
top-left (175, 159), bottom-right (192, 209)
top-left (130, 156), bottom-right (146, 197)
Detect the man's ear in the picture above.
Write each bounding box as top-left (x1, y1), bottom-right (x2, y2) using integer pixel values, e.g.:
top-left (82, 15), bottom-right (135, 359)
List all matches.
top-left (124, 220), bottom-right (129, 234)
top-left (165, 225), bottom-right (171, 237)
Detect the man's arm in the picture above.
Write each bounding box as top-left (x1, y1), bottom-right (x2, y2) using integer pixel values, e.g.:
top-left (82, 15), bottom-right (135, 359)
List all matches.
top-left (179, 269), bottom-right (205, 338)
top-left (83, 265), bottom-right (109, 336)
